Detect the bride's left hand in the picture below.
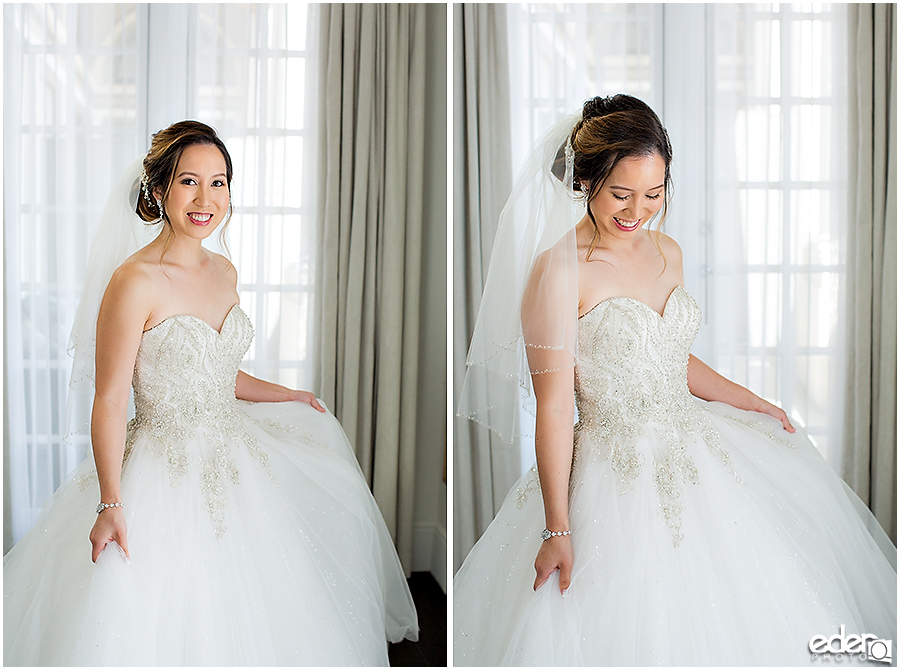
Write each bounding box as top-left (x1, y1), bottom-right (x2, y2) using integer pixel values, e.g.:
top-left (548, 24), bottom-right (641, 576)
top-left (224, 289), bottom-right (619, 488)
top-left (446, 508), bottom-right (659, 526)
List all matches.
top-left (750, 397), bottom-right (795, 433)
top-left (291, 390), bottom-right (326, 412)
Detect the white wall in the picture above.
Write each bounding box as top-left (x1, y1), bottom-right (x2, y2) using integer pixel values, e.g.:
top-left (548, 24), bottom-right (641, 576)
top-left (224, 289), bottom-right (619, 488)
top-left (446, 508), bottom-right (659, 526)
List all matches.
top-left (411, 4), bottom-right (448, 593)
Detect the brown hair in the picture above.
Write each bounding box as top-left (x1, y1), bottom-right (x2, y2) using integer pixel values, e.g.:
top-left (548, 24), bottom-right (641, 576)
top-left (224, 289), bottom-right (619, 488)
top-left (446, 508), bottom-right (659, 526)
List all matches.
top-left (569, 94), bottom-right (673, 261)
top-left (137, 120), bottom-right (234, 259)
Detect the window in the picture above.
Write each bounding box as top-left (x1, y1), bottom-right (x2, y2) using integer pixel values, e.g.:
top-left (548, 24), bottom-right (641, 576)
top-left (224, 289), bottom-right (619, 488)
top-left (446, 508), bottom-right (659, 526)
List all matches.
top-left (708, 4), bottom-right (846, 462)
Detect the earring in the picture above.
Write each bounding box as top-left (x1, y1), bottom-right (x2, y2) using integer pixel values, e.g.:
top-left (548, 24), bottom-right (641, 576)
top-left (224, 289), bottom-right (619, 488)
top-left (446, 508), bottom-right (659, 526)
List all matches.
top-left (155, 198), bottom-right (165, 223)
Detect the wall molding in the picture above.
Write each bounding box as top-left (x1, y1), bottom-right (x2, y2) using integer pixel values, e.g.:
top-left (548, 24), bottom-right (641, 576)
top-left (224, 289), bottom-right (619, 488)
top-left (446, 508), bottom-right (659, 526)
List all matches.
top-left (412, 521), bottom-right (447, 593)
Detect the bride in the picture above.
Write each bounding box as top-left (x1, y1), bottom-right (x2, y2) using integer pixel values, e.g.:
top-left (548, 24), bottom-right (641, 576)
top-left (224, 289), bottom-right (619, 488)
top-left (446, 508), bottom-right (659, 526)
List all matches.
top-left (454, 94), bottom-right (896, 665)
top-left (4, 120), bottom-right (418, 666)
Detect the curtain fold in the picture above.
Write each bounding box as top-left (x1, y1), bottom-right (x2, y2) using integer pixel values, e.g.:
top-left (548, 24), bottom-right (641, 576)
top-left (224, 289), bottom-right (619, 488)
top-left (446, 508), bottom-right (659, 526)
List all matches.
top-left (452, 4), bottom-right (514, 570)
top-left (4, 297), bottom-right (11, 555)
top-left (315, 3), bottom-right (426, 572)
top-left (843, 3), bottom-right (897, 542)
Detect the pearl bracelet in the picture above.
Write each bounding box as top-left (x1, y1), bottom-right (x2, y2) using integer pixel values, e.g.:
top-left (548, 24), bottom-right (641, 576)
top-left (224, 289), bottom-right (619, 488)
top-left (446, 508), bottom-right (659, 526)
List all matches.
top-left (541, 528), bottom-right (571, 541)
top-left (96, 502), bottom-right (124, 514)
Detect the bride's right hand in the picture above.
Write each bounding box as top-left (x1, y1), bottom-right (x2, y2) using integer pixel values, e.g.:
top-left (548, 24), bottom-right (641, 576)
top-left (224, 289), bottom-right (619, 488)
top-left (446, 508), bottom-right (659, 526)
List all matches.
top-left (534, 535), bottom-right (574, 594)
top-left (90, 508), bottom-right (130, 563)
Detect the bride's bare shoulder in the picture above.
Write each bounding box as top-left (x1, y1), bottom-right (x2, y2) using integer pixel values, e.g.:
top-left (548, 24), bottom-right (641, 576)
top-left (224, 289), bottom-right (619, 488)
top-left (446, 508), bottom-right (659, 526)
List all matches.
top-left (529, 236), bottom-right (576, 288)
top-left (119, 244), bottom-right (163, 271)
top-left (105, 253), bottom-right (159, 302)
top-left (524, 235), bottom-right (579, 314)
top-left (209, 250), bottom-right (236, 275)
top-left (652, 230), bottom-right (682, 256)
top-left (648, 230), bottom-right (684, 283)
top-left (203, 250), bottom-right (238, 289)
top-left (93, 255), bottom-right (159, 332)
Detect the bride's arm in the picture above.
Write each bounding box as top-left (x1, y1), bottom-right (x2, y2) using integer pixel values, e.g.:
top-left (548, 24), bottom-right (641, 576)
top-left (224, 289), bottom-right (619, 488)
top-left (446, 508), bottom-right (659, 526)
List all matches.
top-left (687, 355), bottom-right (795, 432)
top-left (530, 368), bottom-right (576, 594)
top-left (522, 249), bottom-right (577, 595)
top-left (234, 371), bottom-right (325, 411)
top-left (89, 265), bottom-right (154, 562)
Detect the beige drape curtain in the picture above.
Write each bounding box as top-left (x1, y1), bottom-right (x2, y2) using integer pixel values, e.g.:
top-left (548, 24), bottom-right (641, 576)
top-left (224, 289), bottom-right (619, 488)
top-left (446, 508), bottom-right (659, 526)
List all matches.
top-left (3, 330), bottom-right (10, 554)
top-left (452, 4), bottom-right (516, 569)
top-left (316, 4), bottom-right (426, 571)
top-left (843, 3), bottom-right (897, 543)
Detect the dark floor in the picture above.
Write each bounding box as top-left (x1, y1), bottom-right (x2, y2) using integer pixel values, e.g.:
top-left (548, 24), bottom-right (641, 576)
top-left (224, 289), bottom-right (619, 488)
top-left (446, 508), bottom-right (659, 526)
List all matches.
top-left (389, 572), bottom-right (447, 667)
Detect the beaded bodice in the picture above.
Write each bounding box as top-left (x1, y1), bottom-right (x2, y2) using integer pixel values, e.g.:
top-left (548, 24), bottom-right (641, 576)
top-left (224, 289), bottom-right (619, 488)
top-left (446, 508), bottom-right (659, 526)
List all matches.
top-left (124, 305), bottom-right (268, 536)
top-left (572, 287), bottom-right (738, 545)
top-left (132, 305), bottom-right (252, 433)
top-left (575, 286), bottom-right (699, 437)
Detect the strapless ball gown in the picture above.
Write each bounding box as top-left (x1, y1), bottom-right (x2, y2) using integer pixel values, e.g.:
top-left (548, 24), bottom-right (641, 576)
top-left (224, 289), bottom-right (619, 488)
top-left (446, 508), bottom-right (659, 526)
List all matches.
top-left (454, 286), bottom-right (896, 666)
top-left (4, 305), bottom-right (418, 666)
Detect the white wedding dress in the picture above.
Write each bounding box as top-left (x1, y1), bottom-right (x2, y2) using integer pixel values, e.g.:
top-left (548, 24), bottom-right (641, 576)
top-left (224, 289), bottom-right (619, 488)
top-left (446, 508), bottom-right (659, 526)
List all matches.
top-left (4, 304), bottom-right (418, 666)
top-left (454, 287), bottom-right (896, 666)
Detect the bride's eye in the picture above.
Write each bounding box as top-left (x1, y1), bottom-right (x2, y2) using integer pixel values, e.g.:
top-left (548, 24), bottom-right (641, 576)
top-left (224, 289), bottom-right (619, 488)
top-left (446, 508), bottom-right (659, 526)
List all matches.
top-left (612, 194), bottom-right (628, 201)
top-left (647, 192), bottom-right (662, 200)
top-left (212, 179), bottom-right (226, 188)
top-left (181, 178), bottom-right (197, 186)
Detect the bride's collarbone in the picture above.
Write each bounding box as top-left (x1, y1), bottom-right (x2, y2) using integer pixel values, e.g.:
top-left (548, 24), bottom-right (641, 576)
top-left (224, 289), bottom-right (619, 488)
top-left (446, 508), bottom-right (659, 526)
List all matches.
top-left (144, 276), bottom-right (238, 334)
top-left (579, 262), bottom-right (679, 317)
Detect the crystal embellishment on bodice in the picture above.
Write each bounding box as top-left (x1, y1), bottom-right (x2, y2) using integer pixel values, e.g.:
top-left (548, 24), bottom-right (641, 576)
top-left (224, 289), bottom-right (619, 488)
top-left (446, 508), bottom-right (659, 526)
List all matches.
top-left (125, 305), bottom-right (268, 537)
top-left (573, 287), bottom-right (741, 545)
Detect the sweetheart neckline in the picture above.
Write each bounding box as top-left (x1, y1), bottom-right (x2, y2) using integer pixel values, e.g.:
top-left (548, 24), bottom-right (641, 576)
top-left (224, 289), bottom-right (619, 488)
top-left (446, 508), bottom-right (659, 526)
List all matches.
top-left (578, 285), bottom-right (686, 322)
top-left (142, 304), bottom-right (240, 336)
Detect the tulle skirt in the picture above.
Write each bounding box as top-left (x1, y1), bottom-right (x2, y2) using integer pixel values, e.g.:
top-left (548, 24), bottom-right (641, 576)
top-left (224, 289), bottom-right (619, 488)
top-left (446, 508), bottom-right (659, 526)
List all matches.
top-left (5, 401), bottom-right (418, 666)
top-left (454, 400), bottom-right (896, 666)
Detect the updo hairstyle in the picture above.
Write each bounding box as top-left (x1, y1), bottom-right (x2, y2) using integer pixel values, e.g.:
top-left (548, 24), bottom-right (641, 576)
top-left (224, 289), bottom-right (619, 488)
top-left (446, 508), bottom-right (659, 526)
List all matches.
top-left (136, 120), bottom-right (234, 226)
top-left (569, 94), bottom-right (673, 256)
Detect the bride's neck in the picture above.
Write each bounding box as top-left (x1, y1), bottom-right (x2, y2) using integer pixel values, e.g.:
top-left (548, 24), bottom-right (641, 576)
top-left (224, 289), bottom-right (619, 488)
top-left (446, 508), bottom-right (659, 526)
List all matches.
top-left (152, 230), bottom-right (209, 267)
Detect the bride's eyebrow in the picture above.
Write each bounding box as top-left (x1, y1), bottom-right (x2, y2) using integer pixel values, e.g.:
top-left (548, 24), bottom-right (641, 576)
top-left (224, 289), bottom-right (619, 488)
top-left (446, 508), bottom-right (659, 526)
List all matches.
top-left (176, 171), bottom-right (227, 179)
top-left (609, 183), bottom-right (665, 191)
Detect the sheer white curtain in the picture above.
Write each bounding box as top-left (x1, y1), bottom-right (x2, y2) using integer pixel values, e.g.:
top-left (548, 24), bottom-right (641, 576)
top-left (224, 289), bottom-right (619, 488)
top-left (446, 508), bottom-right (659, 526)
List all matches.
top-left (4, 3), bottom-right (319, 545)
top-left (4, 3), bottom-right (146, 546)
top-left (702, 4), bottom-right (847, 467)
top-left (504, 3), bottom-right (848, 473)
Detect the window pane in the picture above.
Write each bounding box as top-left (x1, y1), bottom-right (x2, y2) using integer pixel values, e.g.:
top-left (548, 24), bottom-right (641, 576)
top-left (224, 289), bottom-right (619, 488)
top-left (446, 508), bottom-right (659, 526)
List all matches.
top-left (789, 189), bottom-right (840, 266)
top-left (791, 104), bottom-right (832, 181)
top-left (740, 189), bottom-right (783, 265)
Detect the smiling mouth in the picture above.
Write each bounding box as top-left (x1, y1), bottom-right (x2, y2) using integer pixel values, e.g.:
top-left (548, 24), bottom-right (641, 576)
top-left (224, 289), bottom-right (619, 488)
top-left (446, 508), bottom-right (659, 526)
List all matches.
top-left (613, 216), bottom-right (641, 231)
top-left (188, 213), bottom-right (213, 225)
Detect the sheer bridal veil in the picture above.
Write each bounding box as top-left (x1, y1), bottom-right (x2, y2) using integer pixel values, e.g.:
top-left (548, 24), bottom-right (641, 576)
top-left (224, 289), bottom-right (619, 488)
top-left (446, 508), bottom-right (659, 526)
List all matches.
top-left (457, 112), bottom-right (582, 447)
top-left (65, 157), bottom-right (163, 443)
